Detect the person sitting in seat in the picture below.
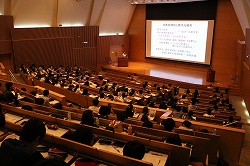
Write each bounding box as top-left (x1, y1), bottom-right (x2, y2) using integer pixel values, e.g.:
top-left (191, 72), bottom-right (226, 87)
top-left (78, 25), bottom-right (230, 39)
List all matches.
top-left (203, 108), bottom-right (215, 117)
top-left (109, 111), bottom-right (127, 133)
top-left (123, 140), bottom-right (145, 160)
top-left (172, 106), bottom-right (184, 118)
top-left (2, 82), bottom-right (18, 104)
top-left (212, 104), bottom-right (220, 114)
top-left (142, 120), bottom-right (153, 128)
top-left (81, 110), bottom-right (98, 127)
top-left (223, 116), bottom-right (238, 127)
top-left (74, 126), bottom-right (94, 146)
top-left (125, 104), bottom-right (134, 118)
top-left (36, 89), bottom-right (51, 107)
top-left (138, 106), bottom-right (149, 122)
top-left (53, 103), bottom-right (63, 110)
top-left (178, 120), bottom-right (194, 131)
top-left (166, 134), bottom-right (182, 146)
top-left (0, 119), bottom-right (46, 166)
top-left (98, 105), bottom-right (110, 119)
top-left (88, 98), bottom-right (100, 114)
top-left (21, 105), bottom-right (33, 111)
top-left (161, 118), bottom-right (175, 132)
top-left (225, 104), bottom-right (235, 111)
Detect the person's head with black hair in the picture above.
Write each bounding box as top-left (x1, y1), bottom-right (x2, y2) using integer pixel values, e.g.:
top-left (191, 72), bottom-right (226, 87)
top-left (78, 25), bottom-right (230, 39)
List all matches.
top-left (142, 120), bottom-right (153, 128)
top-left (182, 107), bottom-right (188, 113)
top-left (123, 140), bottom-right (145, 160)
top-left (99, 105), bottom-right (110, 117)
top-left (125, 106), bottom-right (134, 118)
top-left (35, 98), bottom-right (45, 105)
top-left (159, 101), bottom-right (167, 109)
top-left (98, 92), bottom-right (104, 99)
top-left (53, 103), bottom-right (63, 110)
top-left (92, 98), bottom-right (99, 106)
top-left (182, 120), bottom-right (192, 129)
top-left (84, 81), bottom-right (89, 86)
top-left (229, 116), bottom-right (234, 123)
top-left (116, 111), bottom-right (127, 122)
top-left (74, 126), bottom-right (93, 146)
top-left (43, 89), bottom-right (49, 97)
top-left (206, 108), bottom-right (212, 115)
top-left (116, 87), bottom-right (121, 92)
top-left (21, 105), bottom-right (33, 111)
top-left (81, 110), bottom-right (95, 126)
top-left (214, 104), bottom-right (218, 110)
top-left (148, 102), bottom-right (155, 108)
top-left (82, 88), bottom-right (88, 95)
top-left (161, 118), bottom-right (175, 132)
top-left (5, 82), bottom-right (13, 91)
top-left (20, 119), bottom-right (46, 148)
top-left (187, 110), bottom-right (194, 118)
top-left (122, 93), bottom-right (126, 98)
top-left (166, 134), bottom-right (182, 146)
top-left (200, 129), bottom-right (209, 133)
top-left (176, 106), bottom-right (182, 112)
top-left (142, 107), bottom-right (149, 115)
top-left (21, 88), bottom-right (26, 92)
top-left (224, 88), bottom-right (229, 94)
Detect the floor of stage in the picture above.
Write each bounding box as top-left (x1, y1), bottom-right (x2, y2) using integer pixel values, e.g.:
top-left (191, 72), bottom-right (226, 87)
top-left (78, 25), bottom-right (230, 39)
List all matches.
top-left (105, 61), bottom-right (232, 88)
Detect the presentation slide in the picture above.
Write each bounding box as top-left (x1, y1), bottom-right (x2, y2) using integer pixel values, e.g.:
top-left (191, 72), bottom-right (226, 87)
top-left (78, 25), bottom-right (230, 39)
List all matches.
top-left (146, 20), bottom-right (214, 65)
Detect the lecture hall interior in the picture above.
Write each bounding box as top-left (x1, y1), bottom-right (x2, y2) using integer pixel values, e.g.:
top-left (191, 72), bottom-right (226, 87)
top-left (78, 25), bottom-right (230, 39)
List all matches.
top-left (0, 0), bottom-right (250, 166)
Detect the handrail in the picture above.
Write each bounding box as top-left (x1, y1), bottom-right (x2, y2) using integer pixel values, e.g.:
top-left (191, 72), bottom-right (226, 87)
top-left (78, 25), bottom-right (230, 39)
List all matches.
top-left (9, 70), bottom-right (18, 83)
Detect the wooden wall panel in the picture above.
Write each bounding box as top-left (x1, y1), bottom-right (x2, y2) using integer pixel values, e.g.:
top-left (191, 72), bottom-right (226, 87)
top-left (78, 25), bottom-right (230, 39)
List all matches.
top-left (127, 0), bottom-right (245, 76)
top-left (0, 15), bottom-right (13, 41)
top-left (12, 27), bottom-right (99, 71)
top-left (73, 48), bottom-right (97, 67)
top-left (0, 15), bottom-right (14, 70)
top-left (97, 35), bottom-right (130, 65)
top-left (0, 41), bottom-right (12, 54)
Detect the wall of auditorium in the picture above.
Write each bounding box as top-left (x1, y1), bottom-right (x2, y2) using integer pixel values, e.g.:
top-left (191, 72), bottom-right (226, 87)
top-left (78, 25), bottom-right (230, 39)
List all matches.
top-left (242, 28), bottom-right (250, 113)
top-left (0, 0), bottom-right (135, 35)
top-left (0, 15), bottom-right (14, 71)
top-left (127, 0), bottom-right (245, 76)
top-left (12, 26), bottom-right (99, 70)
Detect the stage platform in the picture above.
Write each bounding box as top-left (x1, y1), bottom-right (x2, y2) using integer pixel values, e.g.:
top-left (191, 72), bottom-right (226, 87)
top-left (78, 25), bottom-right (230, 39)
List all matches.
top-left (103, 61), bottom-right (233, 88)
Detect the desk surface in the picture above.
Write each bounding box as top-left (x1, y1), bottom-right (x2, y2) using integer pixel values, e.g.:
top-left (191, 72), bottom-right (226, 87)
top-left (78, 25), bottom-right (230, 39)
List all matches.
top-left (93, 140), bottom-right (168, 166)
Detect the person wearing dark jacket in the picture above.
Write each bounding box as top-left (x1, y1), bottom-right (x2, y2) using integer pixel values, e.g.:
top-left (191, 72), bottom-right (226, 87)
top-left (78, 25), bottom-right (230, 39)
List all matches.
top-left (0, 119), bottom-right (46, 166)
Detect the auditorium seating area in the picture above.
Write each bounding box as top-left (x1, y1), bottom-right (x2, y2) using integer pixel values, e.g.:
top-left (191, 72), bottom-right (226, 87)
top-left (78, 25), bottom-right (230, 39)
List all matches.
top-left (0, 64), bottom-right (246, 166)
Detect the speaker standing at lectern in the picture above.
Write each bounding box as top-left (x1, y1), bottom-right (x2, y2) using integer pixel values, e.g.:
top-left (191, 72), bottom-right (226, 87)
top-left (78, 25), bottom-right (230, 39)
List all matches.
top-left (122, 52), bottom-right (127, 58)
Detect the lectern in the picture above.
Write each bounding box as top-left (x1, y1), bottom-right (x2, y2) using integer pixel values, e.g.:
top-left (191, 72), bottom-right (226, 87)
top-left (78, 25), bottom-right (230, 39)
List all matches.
top-left (206, 68), bottom-right (215, 82)
top-left (118, 57), bottom-right (128, 67)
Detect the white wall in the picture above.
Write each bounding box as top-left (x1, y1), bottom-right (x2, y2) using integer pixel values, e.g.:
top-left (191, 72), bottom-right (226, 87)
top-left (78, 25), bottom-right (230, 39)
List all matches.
top-left (4, 0), bottom-right (135, 35)
top-left (231, 0), bottom-right (250, 36)
top-left (0, 0), bottom-right (4, 15)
